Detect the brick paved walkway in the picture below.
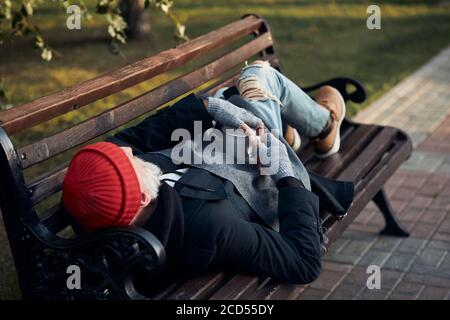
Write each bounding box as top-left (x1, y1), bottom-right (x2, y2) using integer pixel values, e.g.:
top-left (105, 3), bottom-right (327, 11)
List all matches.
top-left (297, 45), bottom-right (450, 300)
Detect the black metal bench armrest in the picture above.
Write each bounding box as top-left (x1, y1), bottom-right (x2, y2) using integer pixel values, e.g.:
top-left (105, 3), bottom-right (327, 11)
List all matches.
top-left (80, 226), bottom-right (166, 299)
top-left (28, 222), bottom-right (166, 299)
top-left (302, 77), bottom-right (367, 104)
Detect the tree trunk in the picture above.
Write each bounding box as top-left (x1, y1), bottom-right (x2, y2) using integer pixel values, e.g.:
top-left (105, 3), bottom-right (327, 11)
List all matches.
top-left (120, 0), bottom-right (150, 40)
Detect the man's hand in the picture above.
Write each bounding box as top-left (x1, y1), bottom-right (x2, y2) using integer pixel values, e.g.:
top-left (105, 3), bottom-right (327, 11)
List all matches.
top-left (206, 97), bottom-right (263, 130)
top-left (258, 131), bottom-right (295, 182)
top-left (241, 123), bottom-right (294, 182)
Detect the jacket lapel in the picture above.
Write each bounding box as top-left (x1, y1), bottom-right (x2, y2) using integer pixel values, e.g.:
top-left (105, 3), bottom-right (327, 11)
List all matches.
top-left (138, 152), bottom-right (227, 201)
top-left (176, 168), bottom-right (227, 200)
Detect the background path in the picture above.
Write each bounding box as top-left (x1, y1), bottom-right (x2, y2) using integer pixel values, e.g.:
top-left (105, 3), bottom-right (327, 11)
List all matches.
top-left (297, 45), bottom-right (450, 300)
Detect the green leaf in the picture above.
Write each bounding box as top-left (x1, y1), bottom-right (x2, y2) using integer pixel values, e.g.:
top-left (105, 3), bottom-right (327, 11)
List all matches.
top-left (0, 0), bottom-right (13, 19)
top-left (176, 23), bottom-right (186, 39)
top-left (35, 34), bottom-right (44, 48)
top-left (108, 25), bottom-right (116, 37)
top-left (23, 2), bottom-right (33, 16)
top-left (41, 48), bottom-right (52, 61)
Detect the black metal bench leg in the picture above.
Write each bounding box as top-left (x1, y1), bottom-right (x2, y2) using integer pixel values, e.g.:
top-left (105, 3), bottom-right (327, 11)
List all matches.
top-left (373, 188), bottom-right (410, 237)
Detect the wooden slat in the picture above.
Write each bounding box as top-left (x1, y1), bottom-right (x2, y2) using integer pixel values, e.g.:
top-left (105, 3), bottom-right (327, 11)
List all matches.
top-left (261, 283), bottom-right (306, 300)
top-left (0, 16), bottom-right (264, 135)
top-left (29, 166), bottom-right (68, 205)
top-left (151, 281), bottom-right (183, 300)
top-left (338, 127), bottom-right (398, 182)
top-left (166, 272), bottom-right (228, 300)
top-left (209, 274), bottom-right (260, 300)
top-left (244, 278), bottom-right (290, 300)
top-left (198, 54), bottom-right (281, 98)
top-left (354, 139), bottom-right (412, 194)
top-left (199, 73), bottom-right (241, 99)
top-left (42, 206), bottom-right (71, 234)
top-left (17, 33), bottom-right (274, 169)
top-left (306, 125), bottom-right (380, 177)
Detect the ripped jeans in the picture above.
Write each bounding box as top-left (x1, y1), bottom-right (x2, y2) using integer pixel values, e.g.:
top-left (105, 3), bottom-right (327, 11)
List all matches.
top-left (234, 60), bottom-right (330, 137)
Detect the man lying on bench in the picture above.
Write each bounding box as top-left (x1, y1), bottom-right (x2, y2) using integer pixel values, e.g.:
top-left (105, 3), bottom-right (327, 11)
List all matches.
top-left (61, 60), bottom-right (354, 289)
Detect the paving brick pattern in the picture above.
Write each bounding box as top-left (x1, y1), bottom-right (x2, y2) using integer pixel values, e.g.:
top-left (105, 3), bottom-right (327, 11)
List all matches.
top-left (300, 45), bottom-right (450, 300)
top-left (298, 168), bottom-right (450, 300)
top-left (419, 116), bottom-right (450, 154)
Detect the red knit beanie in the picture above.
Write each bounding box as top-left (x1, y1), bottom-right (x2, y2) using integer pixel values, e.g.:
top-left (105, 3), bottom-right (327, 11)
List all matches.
top-left (62, 142), bottom-right (141, 233)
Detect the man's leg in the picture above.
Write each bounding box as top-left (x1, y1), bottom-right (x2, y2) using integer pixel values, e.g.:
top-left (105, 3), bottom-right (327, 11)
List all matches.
top-left (237, 60), bottom-right (346, 157)
top-left (237, 60), bottom-right (330, 138)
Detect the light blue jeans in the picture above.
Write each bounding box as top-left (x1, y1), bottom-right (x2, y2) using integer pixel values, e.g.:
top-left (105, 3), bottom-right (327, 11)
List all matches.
top-left (234, 61), bottom-right (330, 137)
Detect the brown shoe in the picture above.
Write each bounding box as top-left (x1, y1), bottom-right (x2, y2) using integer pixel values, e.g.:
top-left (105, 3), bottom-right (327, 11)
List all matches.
top-left (313, 86), bottom-right (346, 158)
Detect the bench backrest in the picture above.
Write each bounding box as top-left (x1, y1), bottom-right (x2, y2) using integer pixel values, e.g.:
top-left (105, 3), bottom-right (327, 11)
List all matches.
top-left (0, 15), bottom-right (281, 298)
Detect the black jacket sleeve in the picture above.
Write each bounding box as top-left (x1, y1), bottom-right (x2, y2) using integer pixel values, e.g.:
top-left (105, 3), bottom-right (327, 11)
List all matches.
top-left (210, 184), bottom-right (322, 284)
top-left (106, 93), bottom-right (214, 154)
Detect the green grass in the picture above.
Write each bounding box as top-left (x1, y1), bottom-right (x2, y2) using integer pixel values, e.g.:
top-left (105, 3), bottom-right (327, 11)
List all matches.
top-left (1, 1), bottom-right (449, 118)
top-left (1, 0), bottom-right (449, 117)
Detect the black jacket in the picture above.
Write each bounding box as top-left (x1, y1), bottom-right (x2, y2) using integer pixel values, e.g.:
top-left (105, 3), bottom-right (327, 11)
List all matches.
top-left (107, 94), bottom-right (354, 284)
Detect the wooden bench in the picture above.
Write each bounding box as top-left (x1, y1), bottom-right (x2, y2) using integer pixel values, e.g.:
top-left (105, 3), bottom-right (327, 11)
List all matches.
top-left (0, 14), bottom-right (412, 300)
